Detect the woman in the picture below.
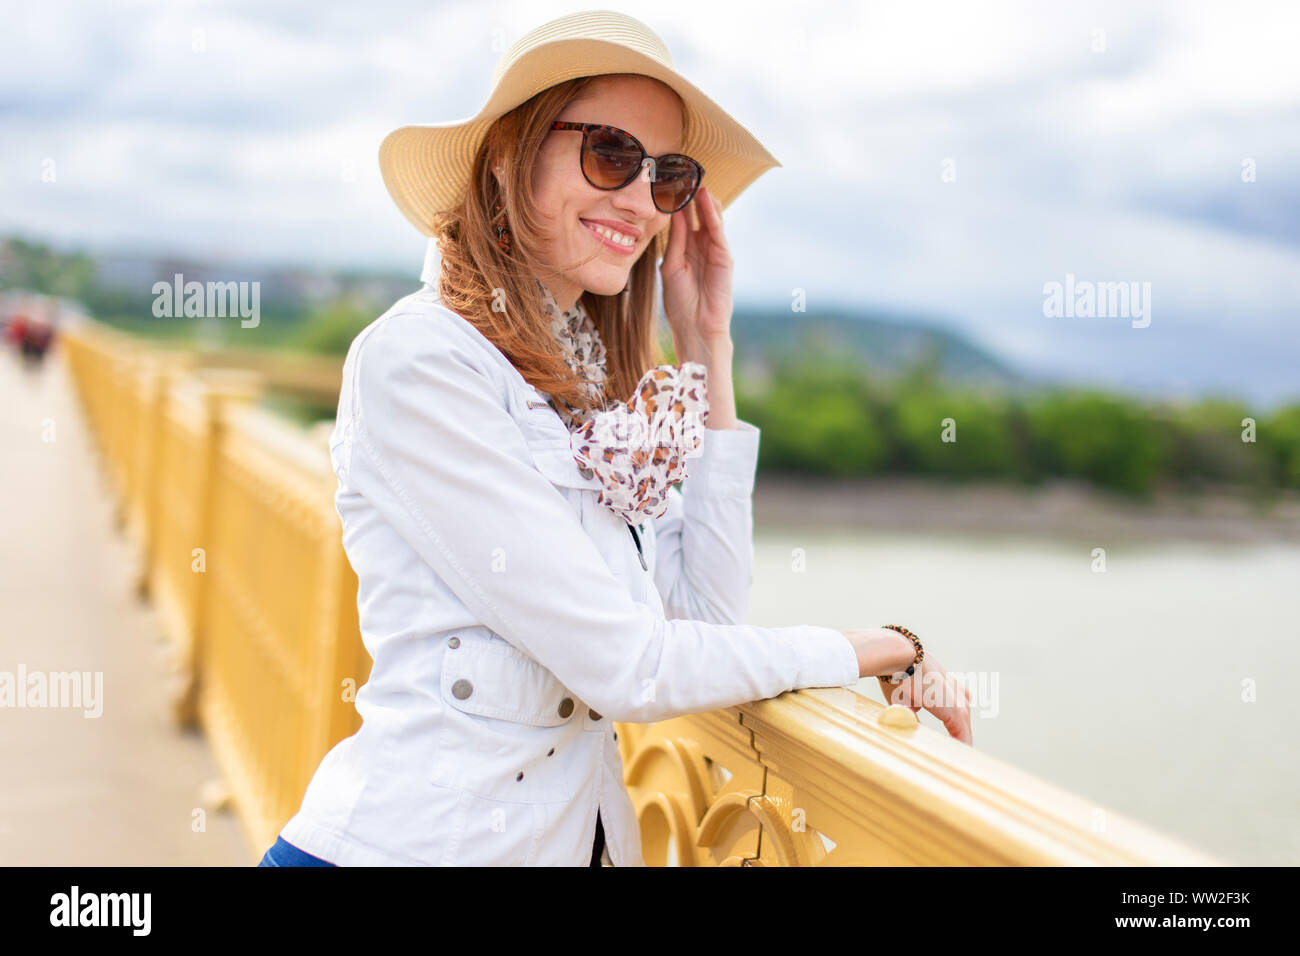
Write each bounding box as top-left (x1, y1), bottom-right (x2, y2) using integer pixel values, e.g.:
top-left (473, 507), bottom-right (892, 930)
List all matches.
top-left (259, 10), bottom-right (971, 868)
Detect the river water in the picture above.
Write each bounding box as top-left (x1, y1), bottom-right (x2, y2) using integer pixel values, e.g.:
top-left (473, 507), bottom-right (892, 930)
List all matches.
top-left (748, 528), bottom-right (1300, 865)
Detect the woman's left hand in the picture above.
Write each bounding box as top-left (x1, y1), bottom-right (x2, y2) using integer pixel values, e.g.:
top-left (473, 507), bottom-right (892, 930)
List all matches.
top-left (660, 186), bottom-right (734, 361)
top-left (876, 654), bottom-right (974, 746)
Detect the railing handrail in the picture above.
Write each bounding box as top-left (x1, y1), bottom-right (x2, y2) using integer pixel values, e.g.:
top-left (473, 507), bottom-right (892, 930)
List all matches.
top-left (739, 688), bottom-right (1223, 865)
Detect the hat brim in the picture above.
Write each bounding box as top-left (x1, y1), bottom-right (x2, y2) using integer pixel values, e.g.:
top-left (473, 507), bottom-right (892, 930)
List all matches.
top-left (379, 37), bottom-right (781, 238)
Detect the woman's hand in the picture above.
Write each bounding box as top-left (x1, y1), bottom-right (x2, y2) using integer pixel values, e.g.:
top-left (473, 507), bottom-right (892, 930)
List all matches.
top-left (660, 185), bottom-right (733, 361)
top-left (842, 628), bottom-right (973, 745)
top-left (659, 185), bottom-right (738, 429)
top-left (877, 655), bottom-right (974, 746)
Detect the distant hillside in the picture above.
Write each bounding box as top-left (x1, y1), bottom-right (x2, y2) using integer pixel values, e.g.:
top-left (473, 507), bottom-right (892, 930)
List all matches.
top-left (731, 305), bottom-right (1024, 388)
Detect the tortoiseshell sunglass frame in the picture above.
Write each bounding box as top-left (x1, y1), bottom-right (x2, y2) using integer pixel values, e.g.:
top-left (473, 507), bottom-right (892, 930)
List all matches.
top-left (549, 120), bottom-right (705, 214)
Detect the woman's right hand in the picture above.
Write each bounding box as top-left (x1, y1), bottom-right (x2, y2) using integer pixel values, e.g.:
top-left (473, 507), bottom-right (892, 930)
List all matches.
top-left (842, 628), bottom-right (974, 746)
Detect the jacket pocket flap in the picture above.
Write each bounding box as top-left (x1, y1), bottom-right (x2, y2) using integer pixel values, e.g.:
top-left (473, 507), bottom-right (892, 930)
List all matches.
top-left (441, 631), bottom-right (577, 727)
top-left (524, 435), bottom-right (603, 492)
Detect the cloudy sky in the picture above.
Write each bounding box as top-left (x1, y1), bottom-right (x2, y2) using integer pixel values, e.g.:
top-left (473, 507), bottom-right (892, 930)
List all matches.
top-left (4, 0), bottom-right (1299, 406)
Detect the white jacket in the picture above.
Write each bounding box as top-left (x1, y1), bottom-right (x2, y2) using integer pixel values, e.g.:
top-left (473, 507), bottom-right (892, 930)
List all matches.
top-left (278, 284), bottom-right (860, 866)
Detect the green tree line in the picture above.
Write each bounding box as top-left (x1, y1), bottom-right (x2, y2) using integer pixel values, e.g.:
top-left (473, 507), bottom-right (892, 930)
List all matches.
top-left (735, 346), bottom-right (1300, 497)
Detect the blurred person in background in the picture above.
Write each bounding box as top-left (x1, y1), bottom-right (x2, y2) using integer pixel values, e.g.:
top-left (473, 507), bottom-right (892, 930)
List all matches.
top-left (21, 314), bottom-right (54, 367)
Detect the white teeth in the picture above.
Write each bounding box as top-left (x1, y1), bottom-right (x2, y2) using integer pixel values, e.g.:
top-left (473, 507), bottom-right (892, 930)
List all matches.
top-left (585, 221), bottom-right (636, 247)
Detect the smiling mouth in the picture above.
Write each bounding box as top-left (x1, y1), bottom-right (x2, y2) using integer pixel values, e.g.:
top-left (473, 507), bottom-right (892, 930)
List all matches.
top-left (580, 219), bottom-right (639, 251)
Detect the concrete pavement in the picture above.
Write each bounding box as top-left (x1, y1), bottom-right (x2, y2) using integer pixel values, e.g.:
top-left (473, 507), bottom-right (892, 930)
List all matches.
top-left (0, 344), bottom-right (253, 865)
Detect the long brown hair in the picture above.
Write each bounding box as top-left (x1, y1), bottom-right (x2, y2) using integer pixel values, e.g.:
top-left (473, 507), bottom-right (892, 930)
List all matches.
top-left (429, 74), bottom-right (681, 412)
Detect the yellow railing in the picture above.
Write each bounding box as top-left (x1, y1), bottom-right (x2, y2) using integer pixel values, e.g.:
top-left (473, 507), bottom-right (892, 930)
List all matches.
top-left (59, 318), bottom-right (1224, 866)
top-left (62, 322), bottom-right (368, 857)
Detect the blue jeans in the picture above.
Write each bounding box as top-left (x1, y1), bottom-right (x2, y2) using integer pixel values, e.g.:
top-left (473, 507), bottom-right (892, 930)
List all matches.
top-left (258, 816), bottom-right (603, 866)
top-left (257, 835), bottom-right (337, 867)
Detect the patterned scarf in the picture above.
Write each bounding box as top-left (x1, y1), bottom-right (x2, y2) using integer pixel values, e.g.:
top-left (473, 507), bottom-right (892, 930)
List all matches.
top-left (535, 279), bottom-right (709, 525)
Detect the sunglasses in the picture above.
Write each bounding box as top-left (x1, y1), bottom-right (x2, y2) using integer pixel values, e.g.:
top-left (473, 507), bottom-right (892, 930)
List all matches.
top-left (549, 121), bottom-right (705, 214)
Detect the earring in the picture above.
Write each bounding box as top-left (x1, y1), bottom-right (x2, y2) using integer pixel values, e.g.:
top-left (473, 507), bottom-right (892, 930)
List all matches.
top-left (492, 198), bottom-right (512, 254)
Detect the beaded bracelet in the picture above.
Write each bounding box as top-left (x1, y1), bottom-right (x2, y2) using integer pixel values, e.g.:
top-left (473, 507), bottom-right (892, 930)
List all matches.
top-left (879, 624), bottom-right (924, 684)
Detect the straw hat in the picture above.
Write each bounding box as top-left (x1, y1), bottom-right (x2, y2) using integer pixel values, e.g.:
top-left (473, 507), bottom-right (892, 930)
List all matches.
top-left (379, 9), bottom-right (781, 239)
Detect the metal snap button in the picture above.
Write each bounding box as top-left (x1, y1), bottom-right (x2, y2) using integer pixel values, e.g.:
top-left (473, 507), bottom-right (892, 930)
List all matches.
top-left (558, 697), bottom-right (574, 718)
top-left (447, 636), bottom-right (460, 649)
top-left (451, 679), bottom-right (473, 700)
top-left (577, 464), bottom-right (594, 479)
top-left (589, 709), bottom-right (602, 721)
